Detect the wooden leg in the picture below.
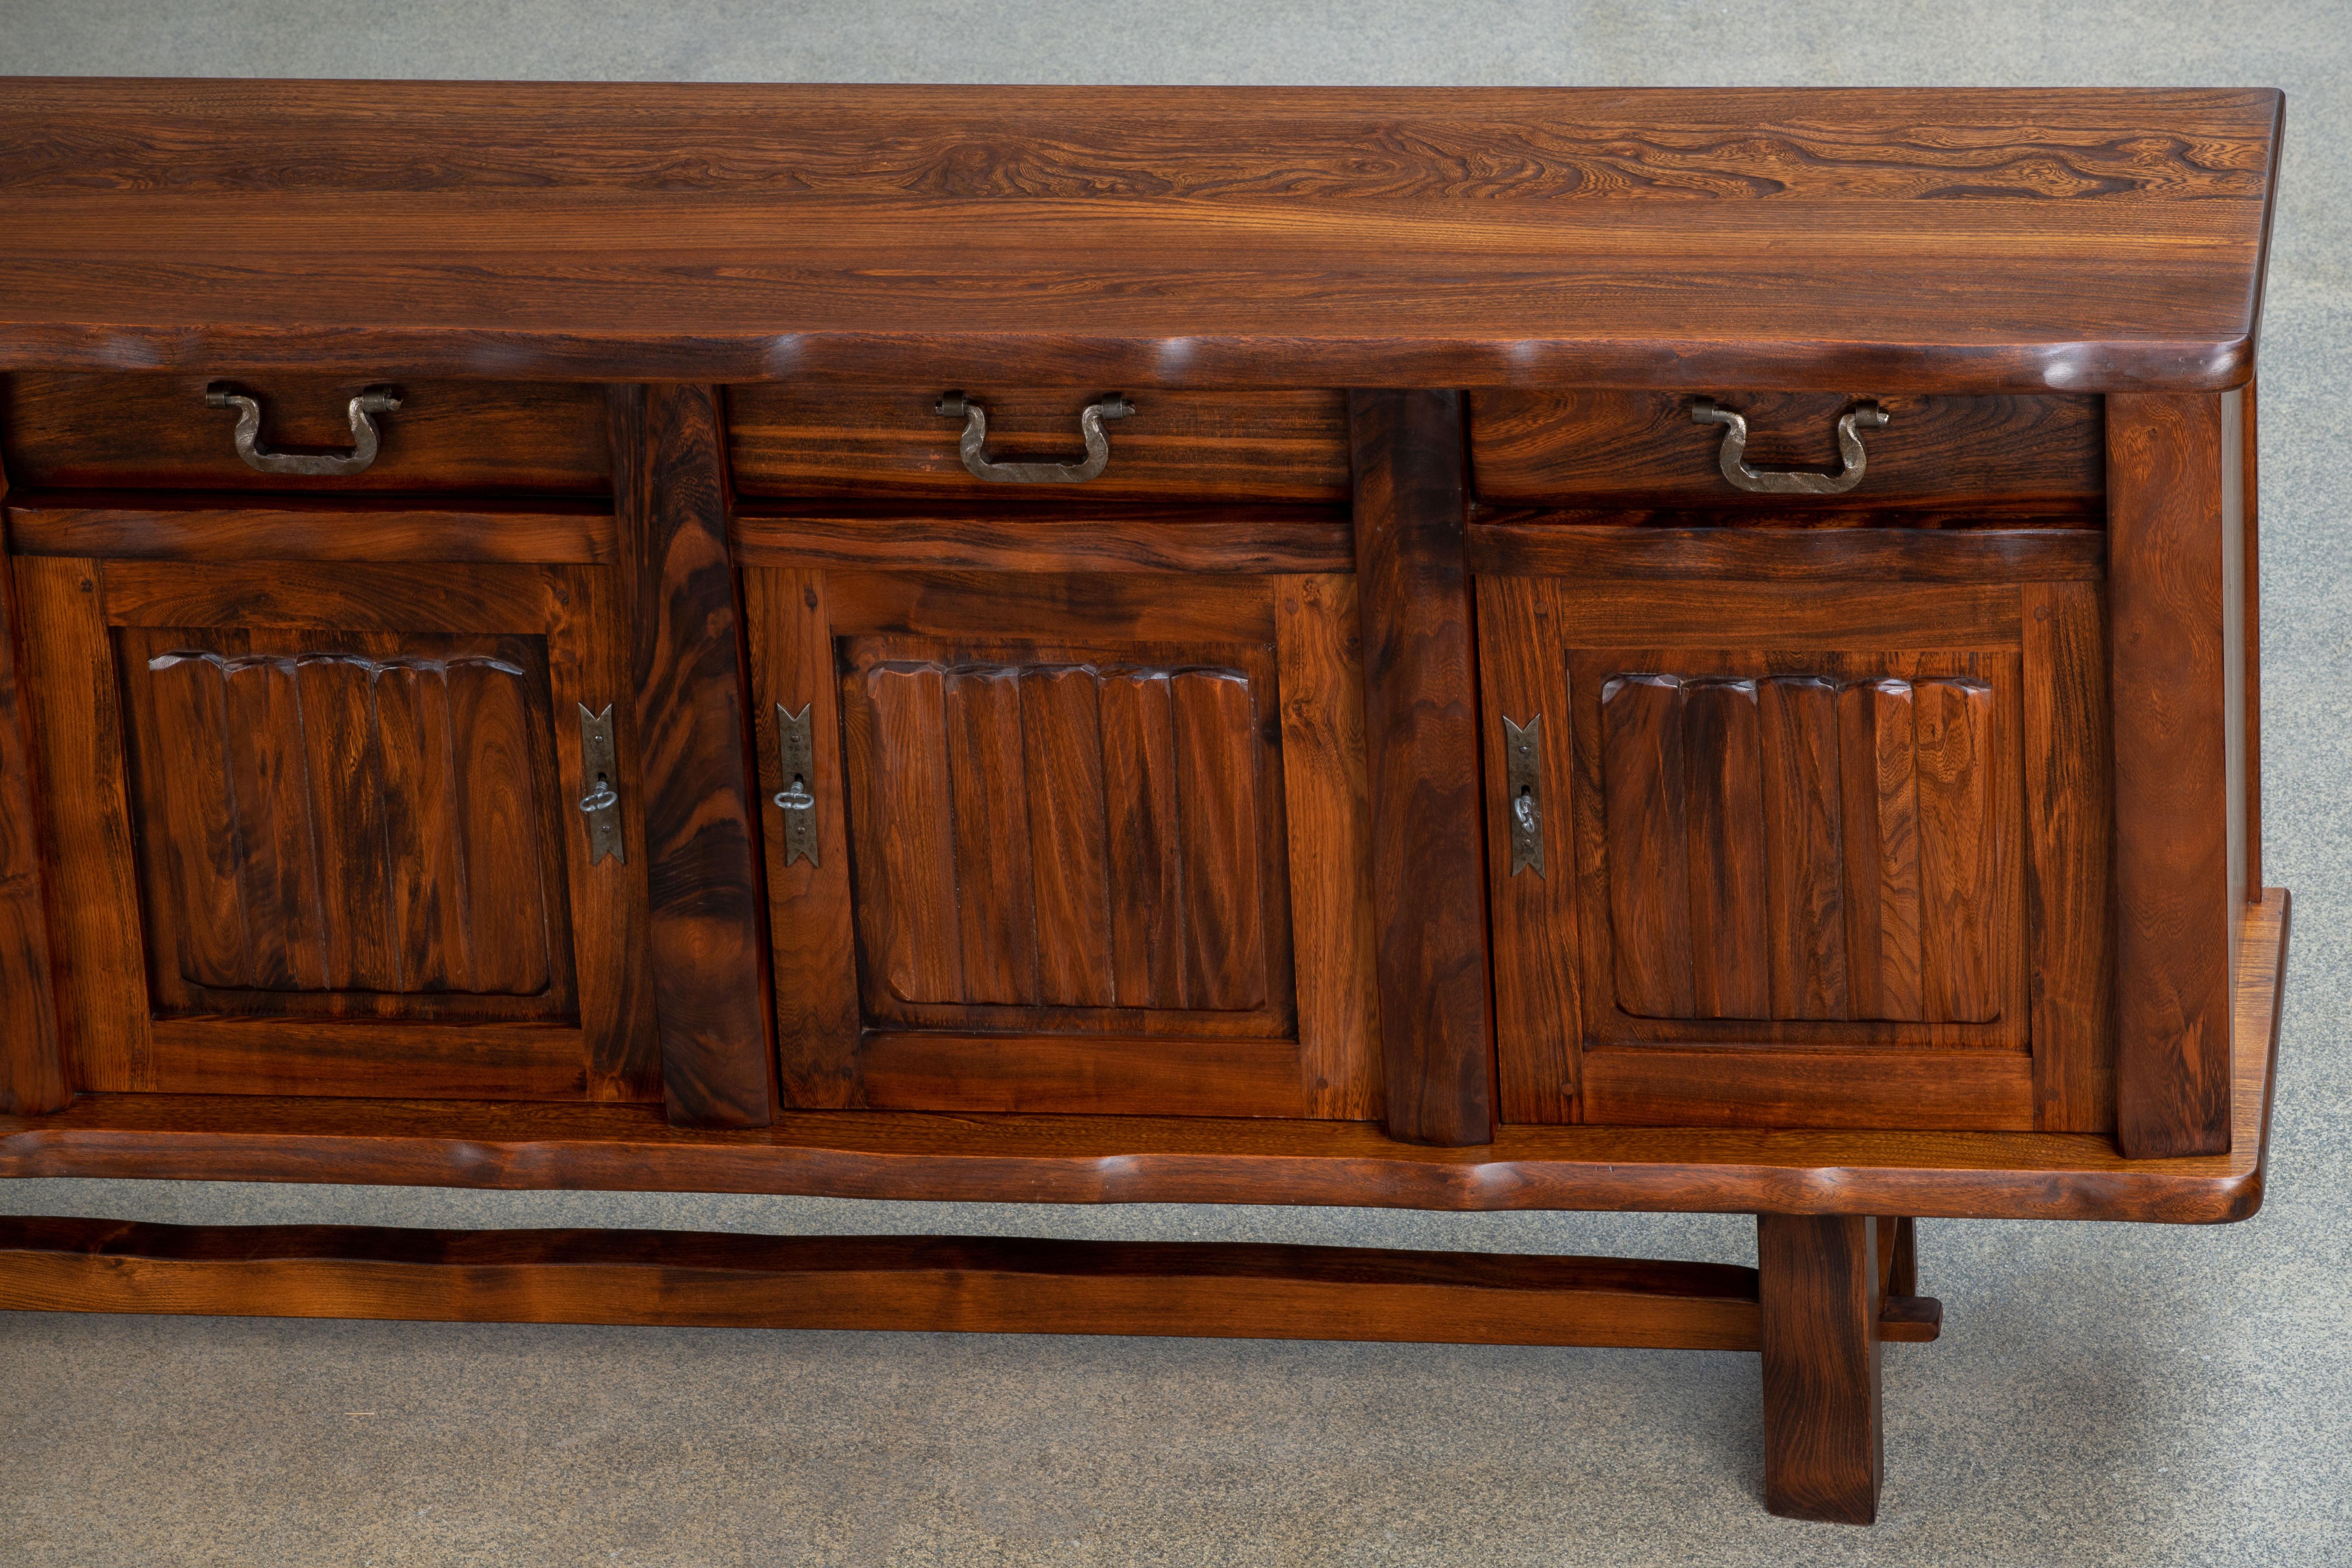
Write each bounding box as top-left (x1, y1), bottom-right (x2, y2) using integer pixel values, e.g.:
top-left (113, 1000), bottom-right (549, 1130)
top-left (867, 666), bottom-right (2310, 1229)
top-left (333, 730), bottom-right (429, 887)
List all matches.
top-left (1758, 1213), bottom-right (1883, 1524)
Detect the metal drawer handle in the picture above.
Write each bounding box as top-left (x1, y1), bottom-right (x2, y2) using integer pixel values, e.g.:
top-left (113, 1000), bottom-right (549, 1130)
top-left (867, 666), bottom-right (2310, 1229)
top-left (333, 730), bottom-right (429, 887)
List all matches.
top-left (204, 382), bottom-right (402, 476)
top-left (1692, 398), bottom-right (1888, 495)
top-left (935, 392), bottom-right (1132, 483)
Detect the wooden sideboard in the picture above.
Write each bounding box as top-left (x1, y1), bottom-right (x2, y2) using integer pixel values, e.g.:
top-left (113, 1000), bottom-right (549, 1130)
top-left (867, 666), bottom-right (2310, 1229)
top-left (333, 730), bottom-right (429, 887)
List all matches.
top-left (0, 80), bottom-right (2289, 1524)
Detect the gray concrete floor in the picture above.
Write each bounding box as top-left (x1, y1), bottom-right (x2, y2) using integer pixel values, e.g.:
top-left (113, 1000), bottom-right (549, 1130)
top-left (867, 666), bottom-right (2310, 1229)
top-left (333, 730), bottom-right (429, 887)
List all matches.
top-left (3, 1), bottom-right (2349, 1563)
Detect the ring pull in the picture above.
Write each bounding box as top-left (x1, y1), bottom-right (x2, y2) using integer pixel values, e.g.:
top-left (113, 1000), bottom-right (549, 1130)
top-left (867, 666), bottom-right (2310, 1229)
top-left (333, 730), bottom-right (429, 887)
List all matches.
top-left (204, 382), bottom-right (402, 476)
top-left (1691, 398), bottom-right (1888, 495)
top-left (935, 392), bottom-right (1132, 484)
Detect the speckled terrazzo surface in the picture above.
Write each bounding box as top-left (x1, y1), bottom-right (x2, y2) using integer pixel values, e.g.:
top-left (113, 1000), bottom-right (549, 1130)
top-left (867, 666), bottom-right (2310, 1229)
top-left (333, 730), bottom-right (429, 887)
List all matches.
top-left (3, 3), bottom-right (2349, 1563)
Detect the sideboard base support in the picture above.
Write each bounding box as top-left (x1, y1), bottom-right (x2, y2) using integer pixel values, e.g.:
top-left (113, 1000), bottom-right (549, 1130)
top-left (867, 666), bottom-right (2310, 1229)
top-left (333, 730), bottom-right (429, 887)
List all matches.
top-left (0, 1216), bottom-right (1943, 1520)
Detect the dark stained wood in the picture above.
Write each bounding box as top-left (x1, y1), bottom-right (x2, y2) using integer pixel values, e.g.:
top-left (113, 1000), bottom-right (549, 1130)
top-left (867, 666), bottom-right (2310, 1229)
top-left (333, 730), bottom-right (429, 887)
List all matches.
top-left (731, 503), bottom-right (1354, 576)
top-left (1464, 522), bottom-right (2103, 582)
top-left (11, 558), bottom-right (150, 1092)
top-left (2109, 394), bottom-right (2240, 1158)
top-left (141, 1018), bottom-right (588, 1100)
top-left (1580, 1050), bottom-right (2035, 1132)
top-left (1837, 679), bottom-right (1922, 1022)
top-left (1173, 670), bottom-right (1265, 1011)
top-left (608, 384), bottom-right (775, 1129)
top-left (1758, 1213), bottom-right (1883, 1525)
top-left (858, 1032), bottom-right (1308, 1118)
top-left (0, 373), bottom-right (611, 493)
top-left (1878, 1215), bottom-right (1919, 1300)
top-left (1348, 389), bottom-right (1494, 1147)
top-left (845, 662), bottom-right (964, 1004)
top-left (1476, 576), bottom-right (1582, 1124)
top-left (1760, 677), bottom-right (1850, 1020)
top-left (1102, 671), bottom-right (1182, 1011)
top-left (1520, 579), bottom-right (2023, 648)
top-left (1602, 674), bottom-right (1694, 1018)
top-left (1565, 648), bottom-right (2029, 1052)
top-left (1470, 391), bottom-right (2105, 508)
top-left (2242, 374), bottom-right (2262, 894)
top-left (0, 84), bottom-right (2282, 392)
top-left (1023, 666), bottom-right (1117, 1008)
top-left (1274, 575), bottom-right (1384, 1121)
top-left (950, 667), bottom-right (1043, 1005)
top-left (742, 567), bottom-right (862, 1107)
top-left (0, 453), bottom-right (68, 1115)
top-left (825, 568), bottom-right (1275, 646)
top-left (1914, 680), bottom-right (2000, 1024)
top-left (6, 498), bottom-right (616, 564)
top-left (99, 558), bottom-right (575, 632)
top-left (0, 1219), bottom-right (1793, 1349)
top-left (1684, 679), bottom-right (1770, 1020)
top-left (0, 887), bottom-right (2288, 1223)
top-left (727, 386), bottom-right (1349, 502)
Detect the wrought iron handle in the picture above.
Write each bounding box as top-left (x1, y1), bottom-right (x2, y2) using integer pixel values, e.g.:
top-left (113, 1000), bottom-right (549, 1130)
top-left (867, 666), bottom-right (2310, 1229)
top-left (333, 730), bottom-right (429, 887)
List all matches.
top-left (576, 704), bottom-right (626, 865)
top-left (935, 392), bottom-right (1132, 483)
top-left (1504, 715), bottom-right (1544, 877)
top-left (1691, 398), bottom-right (1888, 495)
top-left (204, 382), bottom-right (402, 476)
top-left (772, 703), bottom-right (819, 867)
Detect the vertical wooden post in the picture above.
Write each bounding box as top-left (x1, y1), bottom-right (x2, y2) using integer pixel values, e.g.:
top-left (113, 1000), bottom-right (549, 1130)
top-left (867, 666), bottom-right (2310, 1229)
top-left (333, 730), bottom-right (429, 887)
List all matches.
top-left (608, 385), bottom-right (775, 1128)
top-left (0, 450), bottom-right (71, 1115)
top-left (2107, 392), bottom-right (2245, 1158)
top-left (1758, 1213), bottom-right (1883, 1525)
top-left (1347, 390), bottom-right (1494, 1147)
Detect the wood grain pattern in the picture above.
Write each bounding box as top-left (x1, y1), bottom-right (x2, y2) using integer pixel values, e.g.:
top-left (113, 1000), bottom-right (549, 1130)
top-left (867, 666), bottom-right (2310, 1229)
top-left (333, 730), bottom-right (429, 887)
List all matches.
top-left (1592, 668), bottom-right (2009, 1027)
top-left (743, 567), bottom-right (862, 1107)
top-left (728, 386), bottom-right (1349, 502)
top-left (1276, 576), bottom-right (1383, 1121)
top-left (1914, 680), bottom-right (2000, 1023)
top-left (11, 557), bottom-right (150, 1092)
top-left (1684, 679), bottom-right (1770, 1020)
top-left (0, 888), bottom-right (2288, 1223)
top-left (858, 1032), bottom-right (1308, 1118)
top-left (1464, 523), bottom-right (2103, 582)
top-left (1470, 391), bottom-right (2105, 508)
top-left (1579, 1050), bottom-right (2035, 1132)
top-left (133, 646), bottom-right (559, 998)
top-left (2108, 393), bottom-right (2239, 1157)
top-left (0, 456), bottom-right (67, 1114)
top-left (824, 569), bottom-right (1274, 646)
top-left (839, 649), bottom-right (1280, 1023)
top-left (0, 84), bottom-right (2281, 391)
top-left (1476, 576), bottom-right (1582, 1124)
top-left (2242, 374), bottom-right (2262, 894)
top-left (609, 384), bottom-right (775, 1129)
top-left (1758, 1213), bottom-right (1883, 1525)
top-left (5, 499), bottom-right (616, 565)
top-left (1602, 675), bottom-right (1694, 1018)
top-left (140, 1018), bottom-right (588, 1101)
top-left (1537, 579), bottom-right (2021, 648)
top-left (0, 373), bottom-right (610, 493)
top-left (1349, 390), bottom-right (1494, 1147)
top-left (730, 504), bottom-right (1354, 576)
top-left (98, 559), bottom-right (576, 633)
top-left (0, 1220), bottom-right (1876, 1352)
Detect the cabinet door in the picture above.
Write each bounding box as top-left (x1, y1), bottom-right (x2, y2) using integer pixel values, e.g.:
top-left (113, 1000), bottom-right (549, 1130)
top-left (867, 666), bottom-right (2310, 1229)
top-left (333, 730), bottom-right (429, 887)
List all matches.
top-left (16, 553), bottom-right (658, 1101)
top-left (745, 563), bottom-right (1381, 1119)
top-left (1477, 532), bottom-right (2112, 1133)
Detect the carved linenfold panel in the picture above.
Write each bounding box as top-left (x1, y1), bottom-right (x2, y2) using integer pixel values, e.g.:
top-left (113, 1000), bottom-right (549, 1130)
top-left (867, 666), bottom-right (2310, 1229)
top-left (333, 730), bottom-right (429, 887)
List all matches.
top-left (1600, 671), bottom-right (2000, 1025)
top-left (842, 651), bottom-right (1272, 1018)
top-left (139, 644), bottom-right (557, 998)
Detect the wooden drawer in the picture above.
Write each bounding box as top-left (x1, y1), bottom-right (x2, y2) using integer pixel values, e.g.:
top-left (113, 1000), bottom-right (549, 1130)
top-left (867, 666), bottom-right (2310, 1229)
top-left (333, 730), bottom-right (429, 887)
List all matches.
top-left (0, 374), bottom-right (611, 494)
top-left (727, 386), bottom-right (1351, 503)
top-left (1469, 391), bottom-right (2105, 512)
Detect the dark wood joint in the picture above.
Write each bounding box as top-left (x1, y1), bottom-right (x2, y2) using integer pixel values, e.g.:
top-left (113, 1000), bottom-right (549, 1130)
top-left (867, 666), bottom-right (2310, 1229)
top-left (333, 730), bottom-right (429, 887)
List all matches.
top-left (608, 384), bottom-right (776, 1128)
top-left (1347, 389), bottom-right (1496, 1147)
